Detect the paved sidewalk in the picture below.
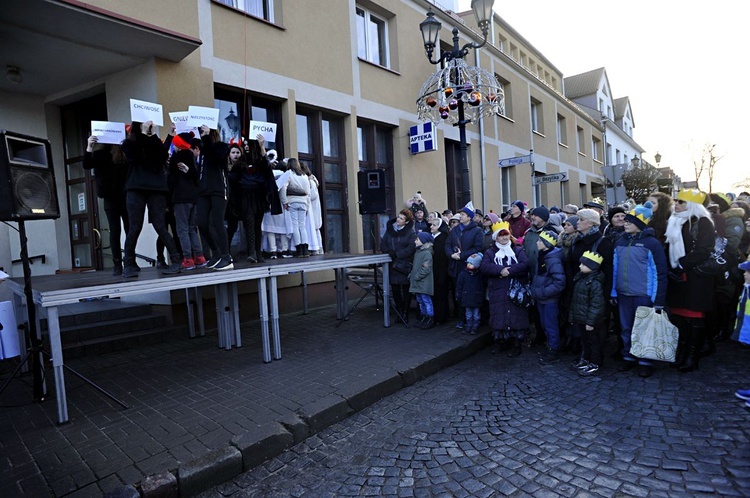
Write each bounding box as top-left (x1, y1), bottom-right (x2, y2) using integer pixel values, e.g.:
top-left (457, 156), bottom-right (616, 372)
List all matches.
top-left (0, 298), bottom-right (487, 497)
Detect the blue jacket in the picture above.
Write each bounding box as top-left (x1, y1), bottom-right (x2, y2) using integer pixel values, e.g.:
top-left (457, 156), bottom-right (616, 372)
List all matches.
top-left (445, 221), bottom-right (484, 278)
top-left (732, 284), bottom-right (750, 345)
top-left (611, 227), bottom-right (668, 307)
top-left (531, 247), bottom-right (565, 303)
top-left (455, 267), bottom-right (485, 308)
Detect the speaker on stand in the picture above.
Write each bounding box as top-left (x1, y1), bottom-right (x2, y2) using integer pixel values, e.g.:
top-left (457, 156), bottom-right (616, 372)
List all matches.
top-left (357, 169), bottom-right (387, 215)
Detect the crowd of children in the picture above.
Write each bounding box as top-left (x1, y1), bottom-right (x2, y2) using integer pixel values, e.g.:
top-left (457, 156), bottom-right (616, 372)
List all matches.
top-left (382, 190), bottom-right (750, 383)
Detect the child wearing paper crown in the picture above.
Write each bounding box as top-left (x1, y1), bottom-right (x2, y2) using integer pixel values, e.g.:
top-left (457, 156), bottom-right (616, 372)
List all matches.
top-left (531, 231), bottom-right (566, 365)
top-left (611, 201), bottom-right (668, 378)
top-left (732, 259), bottom-right (750, 407)
top-left (456, 252), bottom-right (486, 335)
top-left (410, 231), bottom-right (436, 329)
top-left (568, 251), bottom-right (608, 376)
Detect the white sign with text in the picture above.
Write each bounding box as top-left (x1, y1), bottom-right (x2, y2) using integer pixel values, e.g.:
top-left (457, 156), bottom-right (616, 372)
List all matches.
top-left (249, 120), bottom-right (277, 142)
top-left (91, 121), bottom-right (126, 144)
top-left (187, 106), bottom-right (220, 130)
top-left (129, 99), bottom-right (164, 126)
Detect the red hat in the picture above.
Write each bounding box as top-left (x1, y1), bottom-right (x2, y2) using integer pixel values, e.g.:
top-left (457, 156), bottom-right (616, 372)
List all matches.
top-left (172, 132), bottom-right (194, 151)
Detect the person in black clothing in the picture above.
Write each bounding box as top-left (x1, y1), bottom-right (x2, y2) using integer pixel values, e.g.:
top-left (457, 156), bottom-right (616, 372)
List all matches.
top-left (429, 216), bottom-right (451, 325)
top-left (380, 209), bottom-right (417, 324)
top-left (168, 132), bottom-right (205, 270)
top-left (120, 120), bottom-right (181, 277)
top-left (195, 125), bottom-right (232, 270)
top-left (83, 135), bottom-right (129, 275)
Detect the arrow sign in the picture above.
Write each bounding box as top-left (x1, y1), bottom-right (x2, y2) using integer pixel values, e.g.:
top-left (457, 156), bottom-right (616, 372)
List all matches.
top-left (498, 154), bottom-right (533, 167)
top-left (532, 172), bottom-right (568, 185)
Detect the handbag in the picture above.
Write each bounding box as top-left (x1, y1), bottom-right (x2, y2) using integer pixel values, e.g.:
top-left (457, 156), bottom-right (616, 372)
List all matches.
top-left (630, 306), bottom-right (679, 362)
top-left (392, 258), bottom-right (413, 276)
top-left (508, 278), bottom-right (534, 308)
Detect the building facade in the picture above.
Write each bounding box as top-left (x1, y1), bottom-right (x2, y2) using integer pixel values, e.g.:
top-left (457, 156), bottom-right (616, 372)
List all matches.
top-left (0, 0), bottom-right (629, 304)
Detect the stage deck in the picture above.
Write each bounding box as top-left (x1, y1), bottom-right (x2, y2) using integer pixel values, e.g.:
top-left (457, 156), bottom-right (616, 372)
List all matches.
top-left (5, 253), bottom-right (391, 424)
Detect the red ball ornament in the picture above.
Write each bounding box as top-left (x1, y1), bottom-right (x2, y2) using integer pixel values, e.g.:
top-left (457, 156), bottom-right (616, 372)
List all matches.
top-left (469, 91), bottom-right (482, 106)
top-left (426, 96), bottom-right (437, 107)
top-left (444, 87), bottom-right (454, 97)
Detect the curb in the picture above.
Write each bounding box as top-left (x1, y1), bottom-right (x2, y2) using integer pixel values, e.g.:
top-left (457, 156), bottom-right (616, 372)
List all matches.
top-left (105, 333), bottom-right (489, 497)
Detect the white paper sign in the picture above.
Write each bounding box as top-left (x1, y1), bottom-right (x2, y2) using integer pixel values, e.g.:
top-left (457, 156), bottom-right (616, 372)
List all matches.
top-left (249, 120), bottom-right (277, 142)
top-left (91, 121), bottom-right (126, 144)
top-left (187, 106), bottom-right (220, 130)
top-left (169, 111), bottom-right (201, 137)
top-left (0, 300), bottom-right (20, 360)
top-left (130, 99), bottom-right (164, 126)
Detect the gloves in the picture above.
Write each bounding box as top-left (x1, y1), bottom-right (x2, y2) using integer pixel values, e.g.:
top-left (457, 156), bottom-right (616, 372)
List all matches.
top-left (609, 297), bottom-right (618, 307)
top-left (654, 305), bottom-right (664, 314)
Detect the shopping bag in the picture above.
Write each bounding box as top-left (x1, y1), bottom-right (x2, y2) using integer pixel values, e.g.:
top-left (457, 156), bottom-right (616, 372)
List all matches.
top-left (630, 306), bottom-right (678, 362)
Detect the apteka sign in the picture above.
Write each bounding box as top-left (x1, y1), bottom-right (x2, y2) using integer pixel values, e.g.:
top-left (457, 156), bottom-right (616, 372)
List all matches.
top-left (409, 122), bottom-right (437, 154)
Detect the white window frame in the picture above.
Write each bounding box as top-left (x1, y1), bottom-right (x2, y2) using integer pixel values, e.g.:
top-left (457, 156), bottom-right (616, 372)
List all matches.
top-left (356, 7), bottom-right (390, 68)
top-left (217, 0), bottom-right (274, 22)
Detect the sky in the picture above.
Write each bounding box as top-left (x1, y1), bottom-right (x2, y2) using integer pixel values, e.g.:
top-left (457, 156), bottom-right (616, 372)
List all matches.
top-left (456, 0), bottom-right (750, 194)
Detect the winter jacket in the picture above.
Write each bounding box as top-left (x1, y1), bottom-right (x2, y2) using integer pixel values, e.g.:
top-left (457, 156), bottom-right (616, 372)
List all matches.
top-left (723, 207), bottom-right (746, 260)
top-left (666, 216), bottom-right (716, 312)
top-left (280, 172), bottom-right (311, 207)
top-left (732, 284), bottom-right (750, 345)
top-left (168, 149), bottom-right (201, 204)
top-left (445, 221), bottom-right (484, 278)
top-left (505, 213), bottom-right (531, 240)
top-left (121, 133), bottom-right (169, 192)
top-left (380, 218), bottom-right (417, 286)
top-left (82, 147), bottom-right (128, 201)
top-left (522, 221), bottom-right (557, 277)
top-left (198, 136), bottom-right (229, 197)
top-left (568, 270), bottom-right (607, 326)
top-left (480, 242), bottom-right (530, 331)
top-left (530, 247), bottom-right (566, 304)
top-left (409, 243), bottom-right (434, 295)
top-left (611, 227), bottom-right (668, 307)
top-left (414, 219), bottom-right (429, 233)
top-left (431, 228), bottom-right (450, 288)
top-left (455, 268), bottom-right (485, 308)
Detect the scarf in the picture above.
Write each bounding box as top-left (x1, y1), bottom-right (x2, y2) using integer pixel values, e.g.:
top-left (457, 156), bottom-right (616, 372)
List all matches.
top-left (494, 241), bottom-right (518, 266)
top-left (666, 211), bottom-right (691, 268)
top-left (393, 222), bottom-right (404, 232)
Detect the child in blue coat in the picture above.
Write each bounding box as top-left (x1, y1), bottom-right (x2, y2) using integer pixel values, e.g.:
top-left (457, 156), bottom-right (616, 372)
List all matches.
top-left (456, 252), bottom-right (485, 335)
top-left (732, 260), bottom-right (750, 407)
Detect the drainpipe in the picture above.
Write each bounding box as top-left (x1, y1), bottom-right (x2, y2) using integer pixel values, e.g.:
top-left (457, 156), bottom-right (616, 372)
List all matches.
top-left (474, 48), bottom-right (487, 213)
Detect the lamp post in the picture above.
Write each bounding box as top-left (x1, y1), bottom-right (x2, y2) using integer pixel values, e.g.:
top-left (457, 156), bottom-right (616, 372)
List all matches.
top-left (654, 151), bottom-right (661, 167)
top-left (417, 0), bottom-right (498, 207)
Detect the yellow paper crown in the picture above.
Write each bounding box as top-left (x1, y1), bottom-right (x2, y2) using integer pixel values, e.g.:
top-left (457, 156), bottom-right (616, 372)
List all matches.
top-left (676, 188), bottom-right (706, 205)
top-left (581, 251), bottom-right (604, 265)
top-left (539, 231), bottom-right (557, 247)
top-left (491, 221), bottom-right (510, 235)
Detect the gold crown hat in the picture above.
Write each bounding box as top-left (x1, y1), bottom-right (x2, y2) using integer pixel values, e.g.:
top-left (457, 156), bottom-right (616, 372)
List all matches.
top-left (580, 250), bottom-right (604, 270)
top-left (491, 221), bottom-right (510, 239)
top-left (538, 230), bottom-right (557, 248)
top-left (676, 188), bottom-right (707, 205)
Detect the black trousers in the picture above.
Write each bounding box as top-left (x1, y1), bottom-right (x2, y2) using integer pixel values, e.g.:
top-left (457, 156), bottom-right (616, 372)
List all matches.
top-left (123, 190), bottom-right (177, 264)
top-left (197, 195), bottom-right (229, 258)
top-left (103, 195), bottom-right (129, 265)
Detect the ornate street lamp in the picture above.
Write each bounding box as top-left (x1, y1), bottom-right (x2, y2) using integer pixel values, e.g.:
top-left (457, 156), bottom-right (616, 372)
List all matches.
top-left (416, 0), bottom-right (502, 207)
top-left (654, 151), bottom-right (662, 166)
top-left (225, 108), bottom-right (241, 142)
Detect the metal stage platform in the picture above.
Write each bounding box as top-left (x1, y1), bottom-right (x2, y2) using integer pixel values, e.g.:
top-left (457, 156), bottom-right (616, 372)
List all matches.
top-left (5, 253), bottom-right (391, 424)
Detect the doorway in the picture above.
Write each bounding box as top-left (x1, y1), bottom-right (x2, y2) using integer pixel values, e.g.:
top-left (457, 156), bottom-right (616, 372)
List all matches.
top-left (60, 93), bottom-right (108, 270)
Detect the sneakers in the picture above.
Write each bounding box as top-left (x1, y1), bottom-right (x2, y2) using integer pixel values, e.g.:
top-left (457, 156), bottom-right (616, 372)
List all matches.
top-left (156, 260), bottom-right (169, 270)
top-left (281, 250), bottom-right (294, 259)
top-left (213, 256), bottom-right (234, 271)
top-left (122, 265), bottom-right (139, 278)
top-left (194, 255), bottom-right (208, 268)
top-left (571, 358), bottom-right (590, 371)
top-left (161, 261), bottom-right (182, 275)
top-left (206, 256), bottom-right (221, 269)
top-left (181, 258), bottom-right (196, 271)
top-left (270, 253), bottom-right (278, 259)
top-left (455, 322), bottom-right (465, 330)
top-left (735, 388), bottom-right (750, 401)
top-left (538, 350), bottom-right (560, 365)
top-left (578, 363), bottom-right (599, 376)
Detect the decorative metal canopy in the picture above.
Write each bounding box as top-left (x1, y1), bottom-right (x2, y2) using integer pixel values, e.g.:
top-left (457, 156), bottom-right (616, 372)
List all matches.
top-left (416, 58), bottom-right (504, 125)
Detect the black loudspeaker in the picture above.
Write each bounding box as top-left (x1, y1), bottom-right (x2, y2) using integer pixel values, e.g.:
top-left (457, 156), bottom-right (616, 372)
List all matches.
top-left (358, 169), bottom-right (387, 214)
top-left (0, 131), bottom-right (60, 221)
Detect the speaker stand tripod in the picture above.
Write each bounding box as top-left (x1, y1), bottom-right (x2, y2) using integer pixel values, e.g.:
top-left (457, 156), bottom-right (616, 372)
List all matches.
top-left (337, 264), bottom-right (408, 328)
top-left (0, 221), bottom-right (128, 413)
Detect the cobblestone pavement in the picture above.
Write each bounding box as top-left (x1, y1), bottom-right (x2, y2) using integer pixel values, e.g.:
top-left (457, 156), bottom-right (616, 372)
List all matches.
top-left (202, 342), bottom-right (750, 497)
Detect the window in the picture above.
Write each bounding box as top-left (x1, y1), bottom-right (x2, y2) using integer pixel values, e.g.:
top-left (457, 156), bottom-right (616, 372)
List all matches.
top-left (297, 108), bottom-right (348, 253)
top-left (557, 114), bottom-right (567, 146)
top-left (356, 7), bottom-right (389, 67)
top-left (216, 0), bottom-right (274, 22)
top-left (592, 136), bottom-right (601, 162)
top-left (576, 126), bottom-right (585, 155)
top-left (495, 74), bottom-right (511, 119)
top-left (214, 86), bottom-right (284, 153)
top-left (497, 34), bottom-right (507, 52)
top-left (501, 166), bottom-right (511, 213)
top-left (530, 97), bottom-right (543, 134)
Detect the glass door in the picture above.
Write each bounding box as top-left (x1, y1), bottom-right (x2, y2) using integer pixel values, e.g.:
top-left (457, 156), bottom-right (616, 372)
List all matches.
top-left (60, 94), bottom-right (108, 270)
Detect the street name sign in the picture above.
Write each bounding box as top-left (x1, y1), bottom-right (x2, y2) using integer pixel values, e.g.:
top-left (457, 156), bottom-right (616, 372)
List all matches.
top-left (532, 172), bottom-right (568, 185)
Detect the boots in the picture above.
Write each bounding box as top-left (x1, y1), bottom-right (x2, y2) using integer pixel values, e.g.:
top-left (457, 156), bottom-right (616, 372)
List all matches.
top-left (161, 254), bottom-right (182, 275)
top-left (679, 323), bottom-right (705, 373)
top-left (301, 244), bottom-right (310, 258)
top-left (700, 332), bottom-right (716, 358)
top-left (673, 327), bottom-right (690, 368)
top-left (421, 316), bottom-right (435, 330)
top-left (246, 231), bottom-right (258, 263)
top-left (112, 259), bottom-right (123, 276)
top-left (507, 338), bottom-right (522, 357)
top-left (122, 257), bottom-right (139, 278)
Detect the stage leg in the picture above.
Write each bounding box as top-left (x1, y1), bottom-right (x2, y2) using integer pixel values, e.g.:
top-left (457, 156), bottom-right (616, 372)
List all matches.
top-left (196, 287), bottom-right (205, 337)
top-left (47, 307), bottom-right (69, 424)
top-left (382, 263), bottom-right (391, 328)
top-left (231, 282), bottom-right (241, 347)
top-left (258, 278), bottom-right (271, 363)
top-left (185, 288), bottom-right (196, 338)
top-left (301, 271), bottom-right (308, 315)
top-left (270, 276), bottom-right (281, 360)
